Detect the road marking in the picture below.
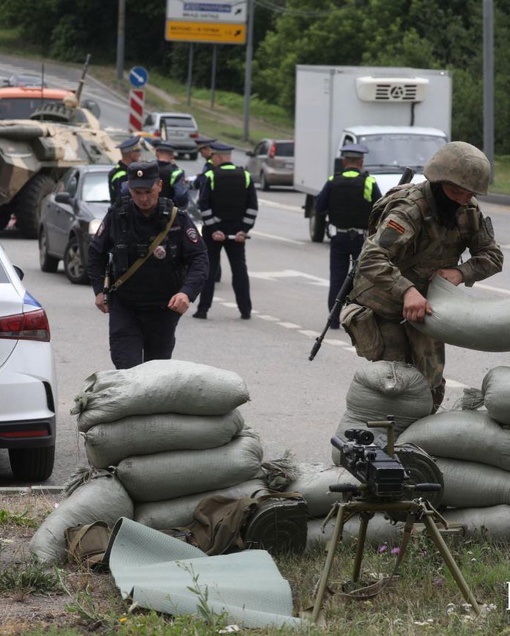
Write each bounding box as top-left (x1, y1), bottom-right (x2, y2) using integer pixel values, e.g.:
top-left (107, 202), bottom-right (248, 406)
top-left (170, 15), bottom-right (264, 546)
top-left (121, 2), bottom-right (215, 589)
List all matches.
top-left (277, 322), bottom-right (301, 329)
top-left (258, 198), bottom-right (301, 212)
top-left (251, 230), bottom-right (304, 245)
top-left (249, 269), bottom-right (328, 286)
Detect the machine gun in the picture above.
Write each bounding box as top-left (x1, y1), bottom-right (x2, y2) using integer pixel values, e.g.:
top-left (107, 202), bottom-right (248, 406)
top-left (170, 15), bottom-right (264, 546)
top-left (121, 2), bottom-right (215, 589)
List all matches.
top-left (309, 418), bottom-right (481, 623)
top-left (308, 166), bottom-right (415, 361)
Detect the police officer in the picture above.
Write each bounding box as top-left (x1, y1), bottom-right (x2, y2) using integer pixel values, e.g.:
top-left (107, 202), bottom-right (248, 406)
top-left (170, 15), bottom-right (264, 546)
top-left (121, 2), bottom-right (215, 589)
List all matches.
top-left (193, 141), bottom-right (258, 320)
top-left (154, 140), bottom-right (189, 208)
top-left (108, 136), bottom-right (142, 204)
top-left (347, 141), bottom-right (504, 410)
top-left (191, 135), bottom-right (217, 192)
top-left (88, 161), bottom-right (209, 369)
top-left (316, 143), bottom-right (382, 328)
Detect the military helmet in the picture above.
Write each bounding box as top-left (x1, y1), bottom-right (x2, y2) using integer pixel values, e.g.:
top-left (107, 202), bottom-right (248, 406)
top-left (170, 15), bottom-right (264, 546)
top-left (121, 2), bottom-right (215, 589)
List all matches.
top-left (423, 141), bottom-right (490, 195)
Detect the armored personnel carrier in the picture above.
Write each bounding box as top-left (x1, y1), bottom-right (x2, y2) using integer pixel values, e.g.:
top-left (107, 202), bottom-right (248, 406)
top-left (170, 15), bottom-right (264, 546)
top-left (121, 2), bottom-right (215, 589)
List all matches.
top-left (0, 56), bottom-right (119, 238)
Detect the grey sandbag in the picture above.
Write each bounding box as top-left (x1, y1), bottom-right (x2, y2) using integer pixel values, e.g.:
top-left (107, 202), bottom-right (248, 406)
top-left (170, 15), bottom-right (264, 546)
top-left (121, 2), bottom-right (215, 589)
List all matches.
top-left (72, 359), bottom-right (250, 431)
top-left (116, 430), bottom-right (264, 503)
top-left (83, 409), bottom-right (245, 469)
top-left (435, 458), bottom-right (510, 508)
top-left (398, 410), bottom-right (510, 471)
top-left (29, 472), bottom-right (133, 564)
top-left (135, 479), bottom-right (268, 531)
top-left (306, 514), bottom-right (401, 551)
top-left (287, 463), bottom-right (359, 517)
top-left (410, 275), bottom-right (510, 352)
top-left (481, 366), bottom-right (510, 426)
top-left (443, 505), bottom-right (510, 539)
top-left (332, 361), bottom-right (432, 464)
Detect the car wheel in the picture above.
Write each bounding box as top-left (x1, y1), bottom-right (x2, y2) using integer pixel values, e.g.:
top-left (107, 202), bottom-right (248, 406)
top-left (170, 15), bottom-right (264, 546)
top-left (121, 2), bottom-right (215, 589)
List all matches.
top-left (260, 171), bottom-right (270, 191)
top-left (64, 235), bottom-right (89, 284)
top-left (309, 208), bottom-right (326, 243)
top-left (12, 173), bottom-right (56, 239)
top-left (9, 446), bottom-right (55, 481)
top-left (189, 152), bottom-right (198, 161)
top-left (39, 228), bottom-right (59, 272)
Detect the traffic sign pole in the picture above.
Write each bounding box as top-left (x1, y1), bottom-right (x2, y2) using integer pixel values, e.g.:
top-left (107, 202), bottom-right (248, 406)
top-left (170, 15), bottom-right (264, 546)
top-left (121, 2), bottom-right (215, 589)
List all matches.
top-left (129, 89), bottom-right (145, 132)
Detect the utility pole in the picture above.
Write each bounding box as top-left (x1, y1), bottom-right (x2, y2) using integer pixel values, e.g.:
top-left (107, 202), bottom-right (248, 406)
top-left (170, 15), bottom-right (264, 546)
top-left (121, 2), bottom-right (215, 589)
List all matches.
top-left (243, 0), bottom-right (255, 142)
top-left (116, 0), bottom-right (126, 80)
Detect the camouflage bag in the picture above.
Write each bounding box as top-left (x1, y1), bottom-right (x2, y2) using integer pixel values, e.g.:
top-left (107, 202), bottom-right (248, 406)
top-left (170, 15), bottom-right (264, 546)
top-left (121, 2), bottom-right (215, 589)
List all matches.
top-left (340, 303), bottom-right (384, 361)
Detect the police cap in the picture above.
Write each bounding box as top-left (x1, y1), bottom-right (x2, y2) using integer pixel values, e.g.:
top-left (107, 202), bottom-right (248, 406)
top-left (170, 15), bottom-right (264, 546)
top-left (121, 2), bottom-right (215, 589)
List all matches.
top-left (155, 140), bottom-right (177, 153)
top-left (210, 141), bottom-right (234, 154)
top-left (127, 161), bottom-right (160, 188)
top-left (340, 143), bottom-right (369, 158)
top-left (116, 136), bottom-right (141, 153)
top-left (195, 135), bottom-right (217, 149)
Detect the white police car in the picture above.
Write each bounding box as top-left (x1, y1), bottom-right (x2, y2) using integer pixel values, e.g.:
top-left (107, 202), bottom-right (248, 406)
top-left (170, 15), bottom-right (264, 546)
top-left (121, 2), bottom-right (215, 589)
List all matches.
top-left (0, 243), bottom-right (57, 481)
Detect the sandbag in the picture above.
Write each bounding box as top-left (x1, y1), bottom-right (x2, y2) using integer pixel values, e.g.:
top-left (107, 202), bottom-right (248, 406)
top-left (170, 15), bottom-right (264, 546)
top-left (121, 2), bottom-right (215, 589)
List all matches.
top-left (29, 472), bottom-right (133, 564)
top-left (287, 463), bottom-right (359, 517)
top-left (442, 505), bottom-right (510, 539)
top-left (398, 410), bottom-right (510, 471)
top-left (411, 275), bottom-right (510, 352)
top-left (83, 410), bottom-right (245, 469)
top-left (332, 361), bottom-right (432, 464)
top-left (135, 479), bottom-right (268, 531)
top-left (72, 360), bottom-right (250, 431)
top-left (481, 366), bottom-right (510, 426)
top-left (435, 458), bottom-right (510, 508)
top-left (116, 430), bottom-right (264, 503)
top-left (306, 513), bottom-right (401, 551)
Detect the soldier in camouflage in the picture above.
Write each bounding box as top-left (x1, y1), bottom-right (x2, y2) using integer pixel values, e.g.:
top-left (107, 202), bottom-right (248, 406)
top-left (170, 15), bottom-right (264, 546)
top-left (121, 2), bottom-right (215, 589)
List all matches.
top-left (346, 141), bottom-right (504, 410)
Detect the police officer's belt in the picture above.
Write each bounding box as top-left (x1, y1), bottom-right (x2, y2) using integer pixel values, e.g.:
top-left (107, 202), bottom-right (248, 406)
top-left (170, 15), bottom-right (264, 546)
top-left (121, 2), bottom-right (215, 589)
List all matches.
top-left (109, 206), bottom-right (178, 293)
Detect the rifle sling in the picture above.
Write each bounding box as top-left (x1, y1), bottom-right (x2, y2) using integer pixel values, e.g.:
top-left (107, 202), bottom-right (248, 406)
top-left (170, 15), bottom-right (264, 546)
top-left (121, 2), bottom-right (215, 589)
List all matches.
top-left (109, 206), bottom-right (178, 293)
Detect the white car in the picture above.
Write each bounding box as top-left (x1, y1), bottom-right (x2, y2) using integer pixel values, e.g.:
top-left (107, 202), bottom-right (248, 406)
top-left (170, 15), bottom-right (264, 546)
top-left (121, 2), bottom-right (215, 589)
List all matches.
top-left (0, 243), bottom-right (57, 481)
top-left (142, 111), bottom-right (199, 159)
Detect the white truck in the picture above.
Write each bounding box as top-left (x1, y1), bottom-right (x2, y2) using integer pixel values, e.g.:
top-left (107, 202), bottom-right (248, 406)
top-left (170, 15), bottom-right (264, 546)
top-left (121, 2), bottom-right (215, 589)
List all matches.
top-left (294, 65), bottom-right (452, 241)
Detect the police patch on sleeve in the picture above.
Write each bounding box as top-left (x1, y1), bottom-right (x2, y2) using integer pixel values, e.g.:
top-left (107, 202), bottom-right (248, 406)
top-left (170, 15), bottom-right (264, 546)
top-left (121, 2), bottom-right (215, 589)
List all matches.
top-left (186, 227), bottom-right (199, 243)
top-left (96, 221), bottom-right (105, 237)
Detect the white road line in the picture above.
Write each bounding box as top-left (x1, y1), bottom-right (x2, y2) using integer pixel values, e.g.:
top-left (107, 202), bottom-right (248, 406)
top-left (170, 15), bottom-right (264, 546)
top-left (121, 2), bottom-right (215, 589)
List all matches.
top-left (258, 314), bottom-right (280, 321)
top-left (258, 198), bottom-right (301, 213)
top-left (277, 322), bottom-right (301, 329)
top-left (251, 230), bottom-right (304, 245)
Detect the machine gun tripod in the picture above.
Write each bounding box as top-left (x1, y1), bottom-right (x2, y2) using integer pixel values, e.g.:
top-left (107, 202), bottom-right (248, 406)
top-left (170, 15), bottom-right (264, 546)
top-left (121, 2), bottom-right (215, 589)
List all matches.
top-left (310, 421), bottom-right (480, 623)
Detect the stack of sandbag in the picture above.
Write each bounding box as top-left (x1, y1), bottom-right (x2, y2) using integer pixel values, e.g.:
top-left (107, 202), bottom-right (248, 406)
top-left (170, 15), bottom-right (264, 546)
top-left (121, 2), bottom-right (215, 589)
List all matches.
top-left (398, 366), bottom-right (510, 537)
top-left (331, 360), bottom-right (433, 464)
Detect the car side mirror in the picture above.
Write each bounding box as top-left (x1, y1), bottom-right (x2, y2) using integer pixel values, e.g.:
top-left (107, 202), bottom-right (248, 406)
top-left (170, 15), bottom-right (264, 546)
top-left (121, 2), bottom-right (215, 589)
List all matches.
top-left (55, 192), bottom-right (72, 204)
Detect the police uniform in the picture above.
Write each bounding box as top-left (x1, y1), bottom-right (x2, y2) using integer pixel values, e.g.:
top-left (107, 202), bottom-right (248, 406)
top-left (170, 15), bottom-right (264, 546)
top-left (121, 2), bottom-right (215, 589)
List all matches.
top-left (108, 136), bottom-right (141, 204)
top-left (194, 141), bottom-right (258, 319)
top-left (155, 141), bottom-right (189, 208)
top-left (192, 136), bottom-right (217, 192)
top-left (88, 162), bottom-right (209, 369)
top-left (316, 143), bottom-right (382, 326)
top-left (349, 178), bottom-right (503, 394)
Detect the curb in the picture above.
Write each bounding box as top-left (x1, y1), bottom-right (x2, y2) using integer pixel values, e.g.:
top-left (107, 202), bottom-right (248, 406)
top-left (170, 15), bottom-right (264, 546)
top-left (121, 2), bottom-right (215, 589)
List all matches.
top-left (0, 485), bottom-right (64, 495)
top-left (480, 192), bottom-right (510, 206)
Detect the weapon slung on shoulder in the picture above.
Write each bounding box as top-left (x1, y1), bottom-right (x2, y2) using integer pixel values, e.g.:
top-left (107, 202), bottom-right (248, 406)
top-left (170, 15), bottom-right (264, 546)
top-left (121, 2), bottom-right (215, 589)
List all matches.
top-left (308, 166), bottom-right (415, 361)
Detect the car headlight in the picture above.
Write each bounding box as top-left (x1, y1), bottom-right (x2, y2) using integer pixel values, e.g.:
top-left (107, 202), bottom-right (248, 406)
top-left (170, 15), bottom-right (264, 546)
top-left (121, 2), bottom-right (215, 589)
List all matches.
top-left (89, 219), bottom-right (103, 235)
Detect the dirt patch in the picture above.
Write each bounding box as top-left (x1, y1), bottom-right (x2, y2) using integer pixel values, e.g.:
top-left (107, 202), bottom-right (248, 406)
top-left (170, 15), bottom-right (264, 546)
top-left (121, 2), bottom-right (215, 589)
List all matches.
top-left (0, 493), bottom-right (125, 635)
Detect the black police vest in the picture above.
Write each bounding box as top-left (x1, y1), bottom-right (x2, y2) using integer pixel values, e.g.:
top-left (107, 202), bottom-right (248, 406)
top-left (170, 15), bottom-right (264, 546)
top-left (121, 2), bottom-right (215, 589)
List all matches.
top-left (210, 167), bottom-right (247, 221)
top-left (327, 171), bottom-right (372, 230)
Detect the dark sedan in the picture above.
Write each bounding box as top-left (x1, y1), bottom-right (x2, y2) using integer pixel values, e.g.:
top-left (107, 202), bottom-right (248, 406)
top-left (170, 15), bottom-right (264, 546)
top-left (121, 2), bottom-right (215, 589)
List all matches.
top-left (39, 165), bottom-right (111, 284)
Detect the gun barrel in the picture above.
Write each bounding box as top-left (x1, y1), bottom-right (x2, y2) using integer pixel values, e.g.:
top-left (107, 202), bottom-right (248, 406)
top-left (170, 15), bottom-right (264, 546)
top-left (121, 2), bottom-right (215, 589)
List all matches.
top-left (331, 435), bottom-right (346, 452)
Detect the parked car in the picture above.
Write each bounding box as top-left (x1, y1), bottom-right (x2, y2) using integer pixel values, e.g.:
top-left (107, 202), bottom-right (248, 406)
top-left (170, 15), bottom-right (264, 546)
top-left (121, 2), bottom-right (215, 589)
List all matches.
top-left (1, 73), bottom-right (48, 88)
top-left (245, 139), bottom-right (294, 191)
top-left (0, 243), bottom-right (57, 481)
top-left (39, 164), bottom-right (112, 284)
top-left (142, 111), bottom-right (199, 159)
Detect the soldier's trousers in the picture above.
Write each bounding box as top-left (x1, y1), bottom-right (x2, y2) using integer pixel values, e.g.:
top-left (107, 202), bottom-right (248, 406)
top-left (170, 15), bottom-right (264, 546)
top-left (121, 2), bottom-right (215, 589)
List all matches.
top-left (373, 316), bottom-right (445, 392)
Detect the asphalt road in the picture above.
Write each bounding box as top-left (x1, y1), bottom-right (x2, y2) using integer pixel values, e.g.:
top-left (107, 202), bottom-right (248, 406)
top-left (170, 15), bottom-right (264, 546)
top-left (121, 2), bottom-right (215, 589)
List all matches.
top-left (1, 56), bottom-right (510, 489)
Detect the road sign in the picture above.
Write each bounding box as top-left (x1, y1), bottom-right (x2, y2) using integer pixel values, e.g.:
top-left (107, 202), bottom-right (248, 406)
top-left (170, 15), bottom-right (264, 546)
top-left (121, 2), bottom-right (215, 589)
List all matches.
top-left (129, 66), bottom-right (149, 88)
top-left (166, 0), bottom-right (247, 23)
top-left (129, 89), bottom-right (145, 131)
top-left (165, 20), bottom-right (246, 44)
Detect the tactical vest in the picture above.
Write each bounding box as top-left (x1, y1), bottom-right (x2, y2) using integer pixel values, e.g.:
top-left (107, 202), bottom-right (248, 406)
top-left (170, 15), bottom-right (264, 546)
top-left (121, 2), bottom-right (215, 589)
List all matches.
top-left (327, 170), bottom-right (373, 230)
top-left (207, 166), bottom-right (249, 221)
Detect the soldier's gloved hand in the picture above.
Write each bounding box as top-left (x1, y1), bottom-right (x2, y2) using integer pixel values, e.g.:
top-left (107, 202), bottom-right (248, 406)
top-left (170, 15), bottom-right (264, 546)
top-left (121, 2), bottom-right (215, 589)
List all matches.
top-left (168, 292), bottom-right (190, 314)
top-left (403, 287), bottom-right (432, 323)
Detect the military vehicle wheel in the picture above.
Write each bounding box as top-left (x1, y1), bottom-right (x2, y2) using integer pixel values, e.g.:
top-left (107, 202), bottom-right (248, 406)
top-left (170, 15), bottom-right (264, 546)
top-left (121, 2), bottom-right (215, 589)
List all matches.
top-left (260, 171), bottom-right (270, 191)
top-left (64, 236), bottom-right (89, 285)
top-left (14, 174), bottom-right (56, 239)
top-left (309, 208), bottom-right (326, 243)
top-left (9, 446), bottom-right (55, 481)
top-left (39, 228), bottom-right (59, 273)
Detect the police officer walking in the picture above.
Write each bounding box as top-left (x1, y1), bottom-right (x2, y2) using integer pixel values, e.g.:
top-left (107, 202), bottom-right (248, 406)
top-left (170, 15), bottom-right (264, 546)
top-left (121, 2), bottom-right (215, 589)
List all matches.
top-left (316, 143), bottom-right (382, 328)
top-left (108, 136), bottom-right (142, 204)
top-left (193, 141), bottom-right (258, 320)
top-left (88, 161), bottom-right (209, 369)
top-left (154, 140), bottom-right (189, 208)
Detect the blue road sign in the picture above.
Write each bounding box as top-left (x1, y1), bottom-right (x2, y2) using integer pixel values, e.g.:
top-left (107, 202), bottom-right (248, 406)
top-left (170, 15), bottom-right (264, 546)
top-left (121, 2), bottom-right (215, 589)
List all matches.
top-left (129, 66), bottom-right (149, 88)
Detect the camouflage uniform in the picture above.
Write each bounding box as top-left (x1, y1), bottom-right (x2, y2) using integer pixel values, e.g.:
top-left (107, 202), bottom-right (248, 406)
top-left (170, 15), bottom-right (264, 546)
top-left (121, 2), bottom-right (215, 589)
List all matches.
top-left (349, 179), bottom-right (503, 390)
